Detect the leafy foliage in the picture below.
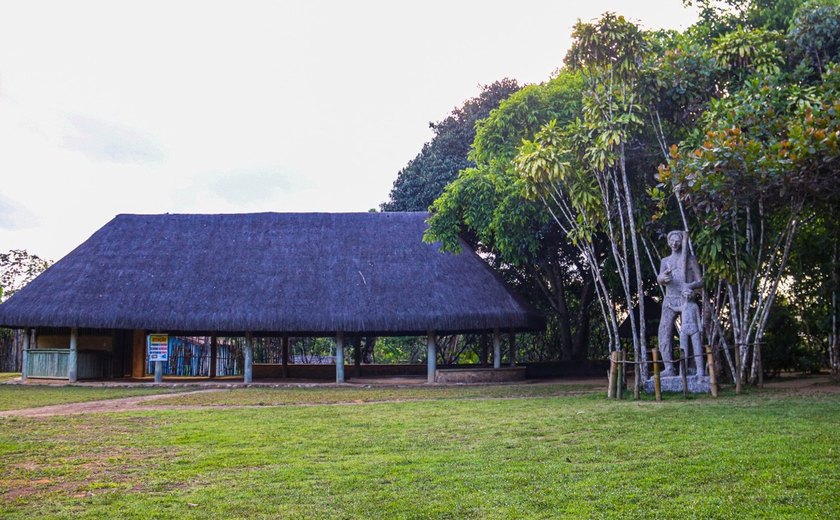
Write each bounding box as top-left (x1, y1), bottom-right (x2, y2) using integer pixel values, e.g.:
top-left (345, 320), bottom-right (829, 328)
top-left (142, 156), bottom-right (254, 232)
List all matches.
top-left (0, 250), bottom-right (51, 302)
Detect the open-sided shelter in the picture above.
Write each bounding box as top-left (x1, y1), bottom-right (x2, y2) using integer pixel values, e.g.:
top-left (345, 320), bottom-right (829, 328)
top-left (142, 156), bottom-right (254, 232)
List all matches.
top-left (0, 212), bottom-right (543, 383)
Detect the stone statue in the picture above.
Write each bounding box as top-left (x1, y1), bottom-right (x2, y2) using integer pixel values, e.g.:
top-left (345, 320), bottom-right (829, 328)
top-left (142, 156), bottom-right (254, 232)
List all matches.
top-left (665, 291), bottom-right (705, 377)
top-left (657, 230), bottom-right (703, 376)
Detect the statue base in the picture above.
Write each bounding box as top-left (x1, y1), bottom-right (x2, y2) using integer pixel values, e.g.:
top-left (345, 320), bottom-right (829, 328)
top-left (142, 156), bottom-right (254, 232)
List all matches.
top-left (644, 375), bottom-right (711, 394)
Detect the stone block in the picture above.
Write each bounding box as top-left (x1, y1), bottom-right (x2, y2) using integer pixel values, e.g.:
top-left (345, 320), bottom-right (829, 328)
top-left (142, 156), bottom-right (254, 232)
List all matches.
top-left (644, 375), bottom-right (711, 394)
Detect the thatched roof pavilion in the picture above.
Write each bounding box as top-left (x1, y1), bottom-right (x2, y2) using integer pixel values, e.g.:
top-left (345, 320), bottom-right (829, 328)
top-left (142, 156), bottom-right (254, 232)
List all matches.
top-left (0, 212), bottom-right (542, 383)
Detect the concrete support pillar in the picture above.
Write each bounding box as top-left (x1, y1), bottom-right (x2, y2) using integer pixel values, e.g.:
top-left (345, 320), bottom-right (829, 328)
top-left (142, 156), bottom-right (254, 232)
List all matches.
top-left (335, 332), bottom-right (345, 383)
top-left (427, 331), bottom-right (437, 384)
top-left (244, 332), bottom-right (253, 384)
top-left (508, 332), bottom-right (516, 367)
top-left (154, 358), bottom-right (164, 383)
top-left (209, 335), bottom-right (218, 379)
top-left (493, 328), bottom-right (501, 369)
top-left (21, 328), bottom-right (30, 381)
top-left (68, 327), bottom-right (79, 383)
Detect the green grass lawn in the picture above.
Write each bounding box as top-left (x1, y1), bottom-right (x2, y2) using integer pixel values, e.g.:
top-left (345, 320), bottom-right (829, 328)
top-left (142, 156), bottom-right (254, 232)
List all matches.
top-left (0, 385), bottom-right (182, 411)
top-left (0, 385), bottom-right (838, 519)
top-left (151, 381), bottom-right (601, 407)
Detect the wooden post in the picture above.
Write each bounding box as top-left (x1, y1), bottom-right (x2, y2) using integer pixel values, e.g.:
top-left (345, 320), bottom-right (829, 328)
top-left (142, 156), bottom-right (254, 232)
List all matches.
top-left (244, 332), bottom-right (253, 384)
top-left (681, 354), bottom-right (689, 399)
top-left (21, 328), bottom-right (30, 381)
top-left (633, 353), bottom-right (640, 400)
top-left (508, 332), bottom-right (516, 367)
top-left (132, 330), bottom-right (146, 378)
top-left (209, 335), bottom-right (218, 379)
top-left (735, 344), bottom-right (742, 395)
top-left (607, 351), bottom-right (617, 398)
top-left (335, 332), bottom-right (345, 384)
top-left (756, 342), bottom-right (764, 389)
top-left (68, 328), bottom-right (78, 383)
top-left (493, 329), bottom-right (501, 369)
top-left (617, 351), bottom-right (624, 400)
top-left (653, 349), bottom-right (662, 402)
top-left (281, 335), bottom-right (289, 378)
top-left (427, 331), bottom-right (437, 384)
top-left (706, 346), bottom-right (718, 397)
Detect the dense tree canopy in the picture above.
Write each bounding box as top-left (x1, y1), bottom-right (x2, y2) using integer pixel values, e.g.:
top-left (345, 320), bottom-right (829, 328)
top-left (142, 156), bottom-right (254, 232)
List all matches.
top-left (384, 0), bottom-right (840, 379)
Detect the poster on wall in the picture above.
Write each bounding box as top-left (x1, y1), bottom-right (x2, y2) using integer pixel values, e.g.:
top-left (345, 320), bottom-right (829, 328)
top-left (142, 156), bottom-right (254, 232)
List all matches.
top-left (147, 334), bottom-right (169, 362)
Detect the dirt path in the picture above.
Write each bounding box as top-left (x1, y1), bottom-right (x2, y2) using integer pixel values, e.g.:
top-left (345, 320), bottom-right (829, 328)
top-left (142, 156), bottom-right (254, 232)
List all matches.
top-left (0, 389), bottom-right (224, 418)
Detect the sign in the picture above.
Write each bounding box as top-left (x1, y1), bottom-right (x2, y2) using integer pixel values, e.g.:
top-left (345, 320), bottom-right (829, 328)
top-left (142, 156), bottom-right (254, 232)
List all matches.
top-left (148, 334), bottom-right (169, 362)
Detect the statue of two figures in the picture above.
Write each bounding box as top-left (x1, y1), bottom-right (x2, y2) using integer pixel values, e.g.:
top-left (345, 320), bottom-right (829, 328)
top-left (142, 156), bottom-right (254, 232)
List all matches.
top-left (653, 230), bottom-right (710, 392)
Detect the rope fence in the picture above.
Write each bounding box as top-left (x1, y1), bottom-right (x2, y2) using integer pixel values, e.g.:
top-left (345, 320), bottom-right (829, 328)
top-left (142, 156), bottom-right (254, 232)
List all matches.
top-left (606, 343), bottom-right (763, 401)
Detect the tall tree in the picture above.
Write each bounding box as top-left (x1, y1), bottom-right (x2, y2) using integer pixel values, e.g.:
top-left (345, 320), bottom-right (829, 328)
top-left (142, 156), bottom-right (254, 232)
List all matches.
top-left (662, 2), bottom-right (840, 382)
top-left (0, 250), bottom-right (52, 302)
top-left (426, 72), bottom-right (599, 361)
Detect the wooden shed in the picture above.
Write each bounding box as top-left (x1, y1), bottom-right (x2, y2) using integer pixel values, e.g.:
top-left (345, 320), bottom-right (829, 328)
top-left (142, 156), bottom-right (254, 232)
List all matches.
top-left (0, 212), bottom-right (543, 382)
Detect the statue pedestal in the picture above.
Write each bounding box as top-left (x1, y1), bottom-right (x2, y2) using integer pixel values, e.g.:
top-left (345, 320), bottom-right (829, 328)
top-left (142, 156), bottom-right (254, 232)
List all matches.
top-left (644, 375), bottom-right (711, 394)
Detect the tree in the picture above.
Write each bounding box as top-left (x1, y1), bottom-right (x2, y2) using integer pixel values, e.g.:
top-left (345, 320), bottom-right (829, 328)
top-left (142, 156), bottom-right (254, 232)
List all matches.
top-left (426, 72), bottom-right (599, 361)
top-left (381, 79), bottom-right (520, 212)
top-left (662, 53), bottom-right (840, 383)
top-left (516, 14), bottom-right (661, 393)
top-left (0, 250), bottom-right (52, 302)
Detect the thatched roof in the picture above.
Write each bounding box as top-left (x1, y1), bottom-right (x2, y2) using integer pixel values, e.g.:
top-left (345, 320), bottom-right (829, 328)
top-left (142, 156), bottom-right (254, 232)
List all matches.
top-left (0, 212), bottom-right (543, 335)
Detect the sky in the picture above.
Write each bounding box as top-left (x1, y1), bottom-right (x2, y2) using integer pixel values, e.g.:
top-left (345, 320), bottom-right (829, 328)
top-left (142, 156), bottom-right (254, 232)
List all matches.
top-left (0, 1), bottom-right (698, 261)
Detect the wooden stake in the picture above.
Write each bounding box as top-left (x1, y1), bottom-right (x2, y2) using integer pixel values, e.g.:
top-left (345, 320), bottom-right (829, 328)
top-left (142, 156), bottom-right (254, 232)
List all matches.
top-left (633, 354), bottom-right (640, 400)
top-left (653, 348), bottom-right (662, 402)
top-left (617, 351), bottom-right (624, 400)
top-left (735, 344), bottom-right (742, 395)
top-left (608, 351), bottom-right (617, 398)
top-left (706, 346), bottom-right (718, 397)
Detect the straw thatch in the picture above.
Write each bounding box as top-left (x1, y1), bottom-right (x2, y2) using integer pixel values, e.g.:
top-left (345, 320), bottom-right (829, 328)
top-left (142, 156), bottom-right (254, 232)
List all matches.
top-left (0, 212), bottom-right (543, 335)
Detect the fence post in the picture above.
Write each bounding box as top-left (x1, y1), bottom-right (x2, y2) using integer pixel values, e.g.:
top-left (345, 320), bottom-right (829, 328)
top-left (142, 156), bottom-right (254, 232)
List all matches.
top-left (633, 353), bottom-right (640, 400)
top-left (706, 346), bottom-right (718, 397)
top-left (617, 351), bottom-right (624, 400)
top-left (608, 351), bottom-right (617, 398)
top-left (652, 348), bottom-right (662, 402)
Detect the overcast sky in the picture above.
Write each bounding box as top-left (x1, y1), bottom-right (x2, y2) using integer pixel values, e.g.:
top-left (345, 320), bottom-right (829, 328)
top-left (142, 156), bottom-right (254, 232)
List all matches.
top-left (0, 1), bottom-right (698, 261)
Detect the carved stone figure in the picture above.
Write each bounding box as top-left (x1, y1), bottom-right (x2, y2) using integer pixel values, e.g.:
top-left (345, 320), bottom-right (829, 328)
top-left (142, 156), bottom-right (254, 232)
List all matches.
top-left (665, 291), bottom-right (705, 377)
top-left (656, 230), bottom-right (703, 376)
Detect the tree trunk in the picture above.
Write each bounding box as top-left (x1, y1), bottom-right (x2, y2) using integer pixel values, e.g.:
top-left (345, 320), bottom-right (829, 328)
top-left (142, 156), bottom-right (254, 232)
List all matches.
top-left (478, 334), bottom-right (489, 366)
top-left (553, 268), bottom-right (574, 360)
top-left (362, 336), bottom-right (376, 364)
top-left (572, 277), bottom-right (595, 361)
top-left (831, 239), bottom-right (839, 379)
